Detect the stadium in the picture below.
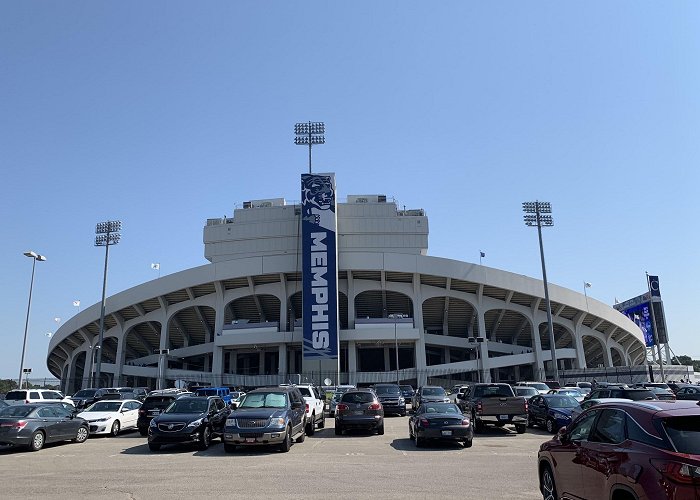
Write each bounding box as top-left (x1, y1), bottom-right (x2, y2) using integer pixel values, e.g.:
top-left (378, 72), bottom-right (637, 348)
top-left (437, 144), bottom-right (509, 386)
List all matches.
top-left (47, 191), bottom-right (646, 394)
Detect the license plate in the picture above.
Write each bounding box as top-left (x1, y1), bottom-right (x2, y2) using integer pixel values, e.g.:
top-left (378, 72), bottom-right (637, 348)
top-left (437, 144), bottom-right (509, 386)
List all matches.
top-left (441, 430), bottom-right (452, 436)
top-left (245, 438), bottom-right (256, 443)
top-left (352, 410), bottom-right (364, 415)
top-left (499, 415), bottom-right (509, 420)
top-left (149, 411), bottom-right (160, 416)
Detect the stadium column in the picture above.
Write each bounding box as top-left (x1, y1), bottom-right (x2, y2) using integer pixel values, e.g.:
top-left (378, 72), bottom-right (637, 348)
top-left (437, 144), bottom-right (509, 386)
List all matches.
top-left (413, 273), bottom-right (427, 387)
top-left (347, 340), bottom-right (357, 385)
top-left (111, 316), bottom-right (125, 385)
top-left (347, 272), bottom-right (355, 329)
top-left (156, 304), bottom-right (169, 390)
top-left (278, 343), bottom-right (287, 377)
top-left (212, 282), bottom-right (225, 386)
top-left (530, 302), bottom-right (546, 377)
top-left (573, 313), bottom-right (587, 369)
top-left (476, 310), bottom-right (491, 383)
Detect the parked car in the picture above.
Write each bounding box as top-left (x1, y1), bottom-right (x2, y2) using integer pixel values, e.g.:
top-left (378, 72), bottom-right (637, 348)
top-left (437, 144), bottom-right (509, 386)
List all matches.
top-left (69, 388), bottom-right (121, 409)
top-left (115, 387), bottom-right (149, 401)
top-left (413, 386), bottom-right (450, 408)
top-left (409, 402), bottom-right (473, 448)
top-left (5, 389), bottom-right (74, 406)
top-left (0, 404), bottom-right (89, 451)
top-left (546, 388), bottom-right (585, 403)
top-left (538, 400), bottom-right (700, 500)
top-left (223, 386), bottom-right (307, 453)
top-left (646, 386), bottom-right (676, 401)
top-left (373, 384), bottom-right (406, 416)
top-left (517, 382), bottom-right (550, 395)
top-left (77, 399), bottom-right (142, 436)
top-left (148, 396), bottom-right (230, 451)
top-left (564, 381), bottom-right (592, 393)
top-left (585, 386), bottom-right (657, 401)
top-left (194, 387), bottom-right (232, 405)
top-left (457, 383), bottom-right (528, 434)
top-left (513, 386), bottom-right (539, 399)
top-left (137, 390), bottom-right (190, 436)
top-left (335, 388), bottom-right (384, 435)
top-left (528, 394), bottom-right (579, 433)
top-left (400, 385), bottom-right (415, 405)
top-left (675, 385), bottom-right (700, 401)
top-left (569, 398), bottom-right (632, 421)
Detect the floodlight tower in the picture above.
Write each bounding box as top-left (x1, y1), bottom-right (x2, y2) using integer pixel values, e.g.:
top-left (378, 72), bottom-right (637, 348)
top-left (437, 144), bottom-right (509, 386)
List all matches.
top-left (294, 122), bottom-right (325, 173)
top-left (523, 201), bottom-right (558, 381)
top-left (94, 220), bottom-right (122, 388)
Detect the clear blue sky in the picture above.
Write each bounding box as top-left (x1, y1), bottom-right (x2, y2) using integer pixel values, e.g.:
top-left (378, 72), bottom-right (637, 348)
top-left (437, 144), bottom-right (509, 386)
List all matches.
top-left (2, 2), bottom-right (698, 379)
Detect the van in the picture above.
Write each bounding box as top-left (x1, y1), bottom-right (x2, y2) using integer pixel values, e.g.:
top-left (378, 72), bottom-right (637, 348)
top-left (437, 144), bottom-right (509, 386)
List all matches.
top-left (194, 387), bottom-right (231, 405)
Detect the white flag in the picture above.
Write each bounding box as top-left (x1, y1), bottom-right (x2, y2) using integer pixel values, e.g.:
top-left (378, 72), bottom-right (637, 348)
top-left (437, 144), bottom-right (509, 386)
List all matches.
top-left (73, 300), bottom-right (80, 307)
top-left (151, 263), bottom-right (160, 270)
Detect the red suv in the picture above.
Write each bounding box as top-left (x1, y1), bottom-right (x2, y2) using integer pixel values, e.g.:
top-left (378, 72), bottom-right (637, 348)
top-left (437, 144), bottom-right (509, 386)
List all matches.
top-left (538, 400), bottom-right (700, 500)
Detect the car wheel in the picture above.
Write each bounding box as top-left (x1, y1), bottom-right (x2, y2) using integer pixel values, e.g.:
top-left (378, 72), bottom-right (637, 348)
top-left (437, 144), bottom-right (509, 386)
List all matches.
top-left (139, 428), bottom-right (148, 437)
top-left (515, 424), bottom-right (527, 434)
top-left (377, 423), bottom-right (384, 435)
top-left (409, 424), bottom-right (414, 439)
top-left (110, 420), bottom-right (121, 437)
top-left (527, 417), bottom-right (535, 428)
top-left (463, 438), bottom-right (473, 448)
top-left (224, 442), bottom-right (236, 453)
top-left (414, 432), bottom-right (424, 448)
top-left (318, 415), bottom-right (325, 429)
top-left (73, 425), bottom-right (89, 443)
top-left (546, 419), bottom-right (555, 434)
top-left (297, 428), bottom-right (306, 443)
top-left (198, 426), bottom-right (211, 450)
top-left (148, 442), bottom-right (161, 451)
top-left (29, 430), bottom-right (45, 451)
top-left (540, 464), bottom-right (558, 500)
top-left (306, 415), bottom-right (315, 436)
top-left (279, 426), bottom-right (292, 452)
top-left (335, 423), bottom-right (342, 436)
top-left (474, 417), bottom-right (484, 434)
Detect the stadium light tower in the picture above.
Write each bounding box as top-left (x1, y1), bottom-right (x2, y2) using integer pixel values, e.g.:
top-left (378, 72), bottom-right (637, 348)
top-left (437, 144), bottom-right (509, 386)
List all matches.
top-left (523, 201), bottom-right (558, 381)
top-left (94, 220), bottom-right (122, 388)
top-left (18, 251), bottom-right (46, 389)
top-left (294, 121), bottom-right (325, 173)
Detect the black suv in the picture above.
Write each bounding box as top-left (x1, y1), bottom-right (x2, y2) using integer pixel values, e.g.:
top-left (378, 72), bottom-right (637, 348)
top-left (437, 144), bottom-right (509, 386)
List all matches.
top-left (373, 384), bottom-right (406, 416)
top-left (70, 388), bottom-right (120, 410)
top-left (137, 391), bottom-right (187, 435)
top-left (223, 386), bottom-right (307, 453)
top-left (335, 388), bottom-right (384, 435)
top-left (584, 386), bottom-right (657, 401)
top-left (147, 396), bottom-right (230, 451)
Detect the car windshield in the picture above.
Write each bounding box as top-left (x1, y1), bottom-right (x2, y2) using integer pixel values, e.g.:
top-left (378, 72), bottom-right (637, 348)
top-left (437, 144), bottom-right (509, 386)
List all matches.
top-left (4, 392), bottom-right (26, 401)
top-left (400, 385), bottom-right (413, 391)
top-left (422, 403), bottom-right (460, 414)
top-left (515, 387), bottom-right (538, 396)
top-left (559, 389), bottom-right (582, 396)
top-left (73, 389), bottom-right (97, 398)
top-left (528, 383), bottom-right (549, 391)
top-left (374, 386), bottom-right (401, 395)
top-left (239, 392), bottom-right (287, 409)
top-left (165, 399), bottom-right (209, 413)
top-left (143, 397), bottom-right (175, 409)
top-left (0, 406), bottom-right (34, 417)
top-left (663, 417), bottom-right (700, 454)
top-left (474, 385), bottom-right (513, 398)
top-left (297, 387), bottom-right (313, 397)
top-left (86, 401), bottom-right (123, 412)
top-left (422, 387), bottom-right (446, 396)
top-left (342, 392), bottom-right (375, 404)
top-left (547, 396), bottom-right (579, 408)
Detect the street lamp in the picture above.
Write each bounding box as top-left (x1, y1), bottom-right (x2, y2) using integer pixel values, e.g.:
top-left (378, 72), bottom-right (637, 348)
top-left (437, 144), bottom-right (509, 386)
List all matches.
top-left (94, 220), bottom-right (121, 388)
top-left (523, 201), bottom-right (558, 381)
top-left (18, 251), bottom-right (46, 389)
top-left (389, 313), bottom-right (407, 384)
top-left (294, 121), bottom-right (325, 173)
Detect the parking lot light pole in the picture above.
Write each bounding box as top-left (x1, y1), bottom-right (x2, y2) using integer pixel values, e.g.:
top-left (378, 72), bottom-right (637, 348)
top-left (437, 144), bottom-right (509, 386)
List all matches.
top-left (523, 201), bottom-right (558, 381)
top-left (19, 251), bottom-right (46, 389)
top-left (389, 313), bottom-right (406, 385)
top-left (94, 220), bottom-right (121, 388)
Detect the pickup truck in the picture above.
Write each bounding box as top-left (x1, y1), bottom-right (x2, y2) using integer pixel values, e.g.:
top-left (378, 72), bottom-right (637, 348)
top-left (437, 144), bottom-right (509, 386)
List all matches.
top-left (291, 384), bottom-right (325, 436)
top-left (456, 383), bottom-right (528, 434)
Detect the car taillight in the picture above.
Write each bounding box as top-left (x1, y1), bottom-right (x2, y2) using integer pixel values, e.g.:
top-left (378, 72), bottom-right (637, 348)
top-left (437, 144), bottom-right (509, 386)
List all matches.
top-left (476, 401), bottom-right (483, 414)
top-left (420, 418), bottom-right (430, 428)
top-left (0, 420), bottom-right (28, 430)
top-left (336, 403), bottom-right (349, 413)
top-left (651, 459), bottom-right (700, 484)
top-left (139, 409), bottom-right (146, 415)
top-left (305, 403), bottom-right (309, 412)
top-left (524, 400), bottom-right (529, 412)
top-left (368, 402), bottom-right (382, 410)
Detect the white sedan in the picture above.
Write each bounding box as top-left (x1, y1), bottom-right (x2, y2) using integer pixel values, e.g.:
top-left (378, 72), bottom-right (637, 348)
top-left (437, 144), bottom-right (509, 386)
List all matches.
top-left (77, 400), bottom-right (142, 436)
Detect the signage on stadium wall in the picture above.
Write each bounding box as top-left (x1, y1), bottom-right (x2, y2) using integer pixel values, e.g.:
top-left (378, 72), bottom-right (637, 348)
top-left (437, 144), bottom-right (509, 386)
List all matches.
top-left (614, 285), bottom-right (668, 347)
top-left (301, 173), bottom-right (339, 360)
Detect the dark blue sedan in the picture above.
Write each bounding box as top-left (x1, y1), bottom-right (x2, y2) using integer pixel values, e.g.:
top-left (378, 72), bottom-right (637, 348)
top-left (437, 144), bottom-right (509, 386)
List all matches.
top-left (527, 394), bottom-right (578, 433)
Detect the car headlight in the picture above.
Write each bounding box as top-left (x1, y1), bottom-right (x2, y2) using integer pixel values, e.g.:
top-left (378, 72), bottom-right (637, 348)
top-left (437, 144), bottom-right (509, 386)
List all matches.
top-left (398, 397), bottom-right (405, 403)
top-left (226, 418), bottom-right (237, 427)
top-left (186, 418), bottom-right (203, 429)
top-left (443, 398), bottom-right (450, 403)
top-left (91, 417), bottom-right (110, 422)
top-left (149, 419), bottom-right (157, 428)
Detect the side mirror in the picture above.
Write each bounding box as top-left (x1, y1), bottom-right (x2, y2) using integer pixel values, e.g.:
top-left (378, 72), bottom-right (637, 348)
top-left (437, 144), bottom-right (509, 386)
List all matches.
top-left (557, 426), bottom-right (569, 442)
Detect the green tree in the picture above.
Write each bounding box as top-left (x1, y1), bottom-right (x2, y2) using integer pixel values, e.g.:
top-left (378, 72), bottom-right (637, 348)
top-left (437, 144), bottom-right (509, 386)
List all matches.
top-left (0, 379), bottom-right (18, 394)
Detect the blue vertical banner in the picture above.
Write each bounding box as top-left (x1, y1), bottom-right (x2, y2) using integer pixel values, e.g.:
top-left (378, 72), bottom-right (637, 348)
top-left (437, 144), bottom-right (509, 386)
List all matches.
top-left (301, 173), bottom-right (339, 360)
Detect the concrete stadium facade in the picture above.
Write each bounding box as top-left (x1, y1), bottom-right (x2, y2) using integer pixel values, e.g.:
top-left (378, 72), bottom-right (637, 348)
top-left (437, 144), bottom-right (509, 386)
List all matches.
top-left (47, 195), bottom-right (646, 393)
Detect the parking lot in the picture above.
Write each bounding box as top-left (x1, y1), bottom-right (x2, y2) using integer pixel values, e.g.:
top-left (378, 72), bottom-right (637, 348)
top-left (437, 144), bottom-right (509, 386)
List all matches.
top-left (0, 413), bottom-right (547, 499)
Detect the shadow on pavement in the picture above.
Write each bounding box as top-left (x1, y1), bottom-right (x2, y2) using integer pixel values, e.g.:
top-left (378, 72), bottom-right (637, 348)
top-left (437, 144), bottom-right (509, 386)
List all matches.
top-left (390, 438), bottom-right (464, 452)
